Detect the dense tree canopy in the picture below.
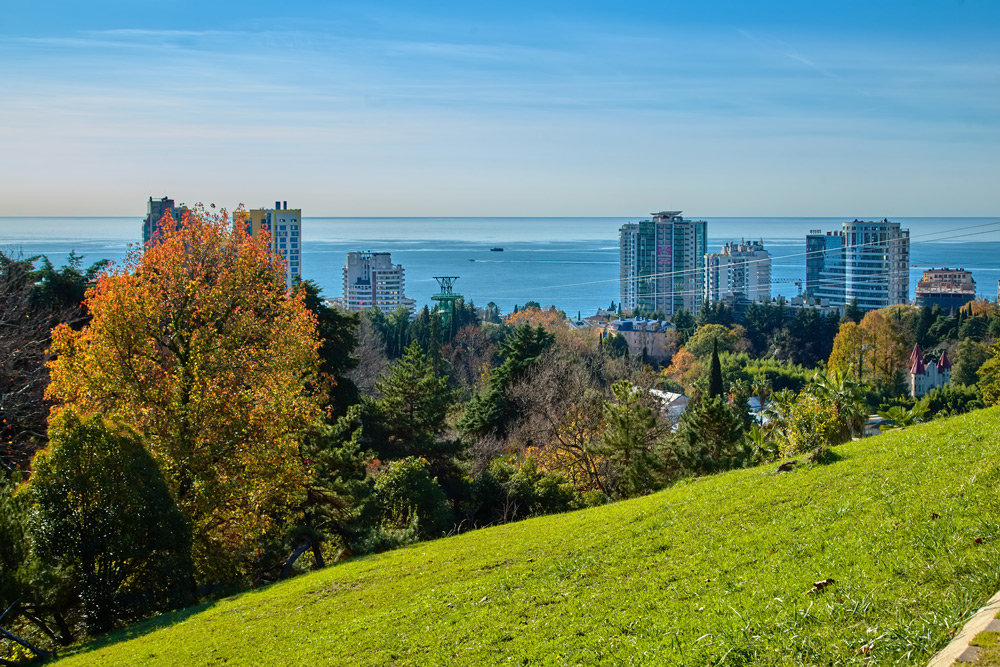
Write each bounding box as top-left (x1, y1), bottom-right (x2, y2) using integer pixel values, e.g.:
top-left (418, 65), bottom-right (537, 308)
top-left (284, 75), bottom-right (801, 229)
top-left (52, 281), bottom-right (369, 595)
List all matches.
top-left (28, 410), bottom-right (193, 634)
top-left (368, 341), bottom-right (455, 462)
top-left (46, 206), bottom-right (323, 579)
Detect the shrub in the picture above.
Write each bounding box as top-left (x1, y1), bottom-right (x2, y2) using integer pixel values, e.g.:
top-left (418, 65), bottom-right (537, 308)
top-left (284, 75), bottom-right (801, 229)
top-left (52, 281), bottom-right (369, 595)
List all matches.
top-left (469, 458), bottom-right (581, 526)
top-left (372, 457), bottom-right (454, 540)
top-left (27, 411), bottom-right (193, 634)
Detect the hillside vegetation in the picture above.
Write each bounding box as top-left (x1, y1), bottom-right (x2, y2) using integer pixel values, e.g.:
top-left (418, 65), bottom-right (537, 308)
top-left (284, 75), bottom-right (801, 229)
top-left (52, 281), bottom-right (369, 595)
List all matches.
top-left (57, 409), bottom-right (1000, 665)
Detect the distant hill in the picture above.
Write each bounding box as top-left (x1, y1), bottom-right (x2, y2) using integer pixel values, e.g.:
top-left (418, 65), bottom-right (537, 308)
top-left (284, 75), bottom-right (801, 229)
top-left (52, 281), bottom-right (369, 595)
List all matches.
top-left (57, 408), bottom-right (1000, 665)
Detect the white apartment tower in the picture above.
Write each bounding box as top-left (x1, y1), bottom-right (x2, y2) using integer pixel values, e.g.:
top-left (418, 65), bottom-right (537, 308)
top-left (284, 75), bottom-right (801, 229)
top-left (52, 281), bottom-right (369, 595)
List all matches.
top-left (704, 240), bottom-right (771, 303)
top-left (843, 219), bottom-right (910, 310)
top-left (246, 201), bottom-right (301, 290)
top-left (342, 252), bottom-right (416, 314)
top-left (805, 219), bottom-right (909, 310)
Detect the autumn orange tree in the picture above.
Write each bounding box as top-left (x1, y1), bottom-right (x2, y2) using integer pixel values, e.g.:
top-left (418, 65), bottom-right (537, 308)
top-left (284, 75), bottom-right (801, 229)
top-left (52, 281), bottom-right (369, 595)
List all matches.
top-left (828, 309), bottom-right (908, 387)
top-left (46, 205), bottom-right (322, 580)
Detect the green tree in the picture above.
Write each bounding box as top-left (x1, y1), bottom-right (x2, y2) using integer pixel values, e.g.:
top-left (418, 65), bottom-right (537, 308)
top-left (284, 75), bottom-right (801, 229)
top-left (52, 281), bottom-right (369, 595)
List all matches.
top-left (671, 309), bottom-right (696, 342)
top-left (922, 383), bottom-right (982, 418)
top-left (696, 300), bottom-right (734, 328)
top-left (459, 324), bottom-right (555, 439)
top-left (977, 341), bottom-right (1000, 405)
top-left (601, 332), bottom-right (629, 358)
top-left (781, 390), bottom-right (844, 461)
top-left (959, 316), bottom-right (990, 341)
top-left (1, 474), bottom-right (30, 632)
top-left (675, 395), bottom-right (746, 472)
top-left (372, 457), bottom-right (454, 540)
top-left (877, 402), bottom-right (928, 431)
top-left (469, 458), bottom-right (581, 526)
top-left (484, 302), bottom-right (502, 324)
top-left (956, 338), bottom-right (990, 386)
top-left (368, 306), bottom-right (413, 359)
top-left (843, 299), bottom-right (863, 323)
top-left (296, 280), bottom-right (360, 416)
top-left (27, 411), bottom-right (193, 634)
top-left (684, 324), bottom-right (738, 358)
top-left (708, 339), bottom-right (724, 398)
top-left (599, 381), bottom-right (662, 497)
top-left (294, 406), bottom-right (372, 561)
top-left (810, 369), bottom-right (867, 443)
top-left (742, 301), bottom-right (786, 356)
top-left (369, 342), bottom-right (456, 462)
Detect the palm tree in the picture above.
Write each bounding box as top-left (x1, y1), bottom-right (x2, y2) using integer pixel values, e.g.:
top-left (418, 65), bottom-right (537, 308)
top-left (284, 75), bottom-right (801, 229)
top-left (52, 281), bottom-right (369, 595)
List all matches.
top-left (877, 401), bottom-right (929, 431)
top-left (761, 388), bottom-right (796, 445)
top-left (745, 423), bottom-right (778, 464)
top-left (750, 375), bottom-right (771, 417)
top-left (811, 368), bottom-right (867, 443)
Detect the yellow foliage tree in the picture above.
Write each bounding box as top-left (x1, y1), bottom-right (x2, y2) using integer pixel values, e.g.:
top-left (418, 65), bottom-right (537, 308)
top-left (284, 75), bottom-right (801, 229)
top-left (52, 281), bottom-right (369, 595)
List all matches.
top-left (828, 321), bottom-right (867, 382)
top-left (828, 309), bottom-right (907, 387)
top-left (524, 405), bottom-right (607, 494)
top-left (961, 299), bottom-right (1000, 318)
top-left (504, 306), bottom-right (567, 332)
top-left (46, 205), bottom-right (322, 579)
top-left (662, 348), bottom-right (702, 392)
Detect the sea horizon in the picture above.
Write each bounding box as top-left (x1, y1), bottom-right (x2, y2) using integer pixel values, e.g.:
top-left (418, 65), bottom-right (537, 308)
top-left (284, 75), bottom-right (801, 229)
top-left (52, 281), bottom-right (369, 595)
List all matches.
top-left (3, 216), bottom-right (999, 315)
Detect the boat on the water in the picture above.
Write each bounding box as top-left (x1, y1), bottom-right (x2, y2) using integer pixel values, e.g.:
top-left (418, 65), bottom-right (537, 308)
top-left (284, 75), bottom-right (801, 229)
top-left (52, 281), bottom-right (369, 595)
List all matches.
top-left (490, 247), bottom-right (504, 252)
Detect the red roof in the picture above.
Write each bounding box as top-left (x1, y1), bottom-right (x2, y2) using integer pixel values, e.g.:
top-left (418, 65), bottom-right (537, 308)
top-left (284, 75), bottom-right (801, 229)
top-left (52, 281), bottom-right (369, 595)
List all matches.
top-left (910, 356), bottom-right (926, 375)
top-left (937, 350), bottom-right (951, 370)
top-left (909, 343), bottom-right (923, 366)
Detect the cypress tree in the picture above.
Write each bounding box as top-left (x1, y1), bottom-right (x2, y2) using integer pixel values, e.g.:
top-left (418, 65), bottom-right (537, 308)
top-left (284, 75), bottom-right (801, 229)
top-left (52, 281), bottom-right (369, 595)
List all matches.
top-left (708, 338), bottom-right (724, 398)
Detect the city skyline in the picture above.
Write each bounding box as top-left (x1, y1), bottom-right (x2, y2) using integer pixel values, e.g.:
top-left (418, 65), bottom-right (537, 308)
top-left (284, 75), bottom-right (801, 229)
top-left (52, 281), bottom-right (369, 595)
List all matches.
top-left (2, 1), bottom-right (999, 217)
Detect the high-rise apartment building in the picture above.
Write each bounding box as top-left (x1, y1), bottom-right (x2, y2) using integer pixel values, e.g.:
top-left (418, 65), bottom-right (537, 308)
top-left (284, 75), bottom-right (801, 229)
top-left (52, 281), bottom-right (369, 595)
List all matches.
top-left (805, 230), bottom-right (846, 304)
top-left (142, 196), bottom-right (188, 246)
top-left (704, 240), bottom-right (771, 303)
top-left (245, 201), bottom-right (301, 290)
top-left (805, 219), bottom-right (909, 310)
top-left (341, 252), bottom-right (416, 314)
top-left (619, 211), bottom-right (707, 316)
top-left (843, 219), bottom-right (910, 310)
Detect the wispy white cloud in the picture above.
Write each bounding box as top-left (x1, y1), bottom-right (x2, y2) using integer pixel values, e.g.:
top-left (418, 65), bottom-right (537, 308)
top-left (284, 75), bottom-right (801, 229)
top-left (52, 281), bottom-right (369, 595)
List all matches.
top-left (1, 5), bottom-right (999, 215)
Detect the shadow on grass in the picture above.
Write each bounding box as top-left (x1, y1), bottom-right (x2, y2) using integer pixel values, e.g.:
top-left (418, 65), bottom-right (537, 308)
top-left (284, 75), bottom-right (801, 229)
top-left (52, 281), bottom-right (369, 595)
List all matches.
top-left (815, 449), bottom-right (846, 465)
top-left (51, 599), bottom-right (221, 663)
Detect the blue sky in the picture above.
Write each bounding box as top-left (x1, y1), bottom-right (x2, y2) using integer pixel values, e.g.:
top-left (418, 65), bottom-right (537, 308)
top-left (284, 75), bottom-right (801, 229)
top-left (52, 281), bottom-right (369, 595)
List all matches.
top-left (2, 1), bottom-right (998, 216)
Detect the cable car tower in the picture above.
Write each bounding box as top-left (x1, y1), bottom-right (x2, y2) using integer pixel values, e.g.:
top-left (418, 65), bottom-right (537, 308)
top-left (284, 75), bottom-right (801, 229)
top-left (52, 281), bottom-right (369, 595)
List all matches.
top-left (431, 276), bottom-right (462, 337)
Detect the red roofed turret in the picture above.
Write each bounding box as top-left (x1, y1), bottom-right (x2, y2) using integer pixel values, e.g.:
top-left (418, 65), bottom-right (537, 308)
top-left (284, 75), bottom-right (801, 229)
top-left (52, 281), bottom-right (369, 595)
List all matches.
top-left (910, 355), bottom-right (926, 376)
top-left (937, 349), bottom-right (951, 371)
top-left (909, 343), bottom-right (923, 367)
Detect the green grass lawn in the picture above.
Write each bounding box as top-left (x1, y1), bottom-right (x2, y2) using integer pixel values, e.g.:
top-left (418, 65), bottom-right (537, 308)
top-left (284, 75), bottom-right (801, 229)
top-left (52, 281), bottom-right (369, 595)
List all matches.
top-left (55, 408), bottom-right (1000, 666)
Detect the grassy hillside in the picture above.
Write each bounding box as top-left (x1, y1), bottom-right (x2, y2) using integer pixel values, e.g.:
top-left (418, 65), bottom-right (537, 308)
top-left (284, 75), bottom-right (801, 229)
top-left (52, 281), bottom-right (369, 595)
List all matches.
top-left (57, 409), bottom-right (1000, 666)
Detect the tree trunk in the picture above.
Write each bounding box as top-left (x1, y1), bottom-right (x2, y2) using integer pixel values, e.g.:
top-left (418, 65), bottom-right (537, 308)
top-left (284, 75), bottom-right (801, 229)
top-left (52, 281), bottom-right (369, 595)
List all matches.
top-left (280, 539), bottom-right (312, 579)
top-left (19, 609), bottom-right (60, 646)
top-left (51, 610), bottom-right (74, 646)
top-left (0, 625), bottom-right (52, 660)
top-left (310, 541), bottom-right (325, 569)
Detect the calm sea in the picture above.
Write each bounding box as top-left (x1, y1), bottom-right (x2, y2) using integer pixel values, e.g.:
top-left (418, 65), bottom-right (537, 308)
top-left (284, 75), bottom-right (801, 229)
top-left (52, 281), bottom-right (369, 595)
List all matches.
top-left (2, 217), bottom-right (999, 316)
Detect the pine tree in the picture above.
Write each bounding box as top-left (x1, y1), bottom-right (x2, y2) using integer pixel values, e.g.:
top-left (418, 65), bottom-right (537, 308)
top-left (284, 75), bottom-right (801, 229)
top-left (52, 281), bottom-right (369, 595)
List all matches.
top-left (708, 338), bottom-right (724, 398)
top-left (600, 381), bottom-right (660, 497)
top-left (458, 324), bottom-right (555, 439)
top-left (372, 341), bottom-right (455, 460)
top-left (675, 395), bottom-right (745, 472)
